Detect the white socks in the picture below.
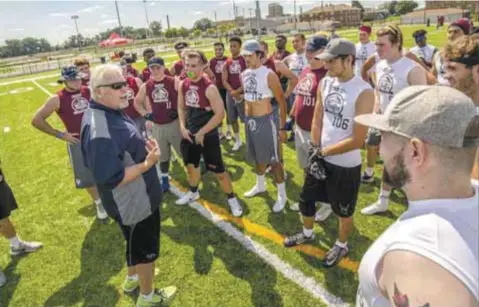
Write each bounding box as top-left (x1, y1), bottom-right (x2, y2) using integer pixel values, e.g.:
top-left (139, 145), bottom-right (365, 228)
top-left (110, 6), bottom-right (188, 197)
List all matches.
top-left (94, 199), bottom-right (101, 205)
top-left (127, 274), bottom-right (138, 281)
top-left (365, 167), bottom-right (373, 176)
top-left (235, 133), bottom-right (241, 143)
top-left (9, 236), bottom-right (21, 248)
top-left (335, 240), bottom-right (348, 248)
top-left (256, 175), bottom-right (266, 189)
top-left (227, 125), bottom-right (232, 133)
top-left (379, 189), bottom-right (391, 206)
top-left (303, 227), bottom-right (313, 238)
top-left (142, 290), bottom-right (154, 300)
top-left (161, 172), bottom-right (168, 178)
top-left (277, 182), bottom-right (286, 199)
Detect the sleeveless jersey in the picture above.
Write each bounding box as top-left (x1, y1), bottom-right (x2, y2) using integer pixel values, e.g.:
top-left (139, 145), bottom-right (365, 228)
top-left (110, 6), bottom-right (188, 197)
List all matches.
top-left (286, 52), bottom-right (308, 77)
top-left (126, 65), bottom-right (138, 78)
top-left (410, 44), bottom-right (437, 64)
top-left (242, 66), bottom-right (274, 102)
top-left (355, 42), bottom-right (376, 77)
top-left (320, 75), bottom-right (372, 167)
top-left (181, 77), bottom-right (215, 134)
top-left (209, 56), bottom-right (228, 89)
top-left (294, 67), bottom-right (327, 131)
top-left (434, 53), bottom-right (450, 85)
top-left (225, 56), bottom-right (247, 90)
top-left (122, 77), bottom-right (141, 119)
top-left (147, 76), bottom-right (178, 125)
top-left (56, 86), bottom-right (91, 135)
top-left (357, 193), bottom-right (479, 306)
top-left (376, 57), bottom-right (417, 112)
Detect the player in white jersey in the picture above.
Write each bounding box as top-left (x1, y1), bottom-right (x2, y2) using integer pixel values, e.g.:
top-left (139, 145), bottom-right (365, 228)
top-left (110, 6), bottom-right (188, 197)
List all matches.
top-left (409, 29), bottom-right (437, 69)
top-left (355, 25), bottom-right (376, 79)
top-left (432, 18), bottom-right (471, 85)
top-left (283, 39), bottom-right (374, 268)
top-left (361, 25), bottom-right (427, 216)
top-left (355, 85), bottom-right (479, 307)
top-left (442, 35), bottom-right (479, 188)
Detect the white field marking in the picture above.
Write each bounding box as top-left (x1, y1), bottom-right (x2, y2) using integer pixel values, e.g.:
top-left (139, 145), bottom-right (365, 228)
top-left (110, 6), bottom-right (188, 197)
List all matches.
top-left (170, 185), bottom-right (349, 306)
top-left (0, 73), bottom-right (57, 87)
top-left (32, 80), bottom-right (53, 97)
top-left (3, 127), bottom-right (11, 133)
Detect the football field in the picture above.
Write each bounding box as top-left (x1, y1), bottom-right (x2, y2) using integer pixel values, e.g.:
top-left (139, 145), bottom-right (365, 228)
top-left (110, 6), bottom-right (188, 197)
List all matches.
top-left (0, 24), bottom-right (448, 307)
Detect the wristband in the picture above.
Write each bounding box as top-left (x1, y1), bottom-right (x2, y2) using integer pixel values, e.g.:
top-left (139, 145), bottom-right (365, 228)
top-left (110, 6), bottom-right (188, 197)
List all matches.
top-left (56, 131), bottom-right (64, 139)
top-left (144, 113), bottom-right (154, 121)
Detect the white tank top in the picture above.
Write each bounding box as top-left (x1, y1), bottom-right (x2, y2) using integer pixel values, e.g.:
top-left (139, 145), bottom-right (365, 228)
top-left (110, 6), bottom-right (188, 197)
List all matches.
top-left (357, 191), bottom-right (479, 306)
top-left (355, 42), bottom-right (376, 76)
top-left (286, 52), bottom-right (308, 76)
top-left (242, 65), bottom-right (274, 102)
top-left (320, 75), bottom-right (372, 168)
top-left (434, 53), bottom-right (450, 85)
top-left (409, 44), bottom-right (437, 63)
top-left (376, 57), bottom-right (417, 113)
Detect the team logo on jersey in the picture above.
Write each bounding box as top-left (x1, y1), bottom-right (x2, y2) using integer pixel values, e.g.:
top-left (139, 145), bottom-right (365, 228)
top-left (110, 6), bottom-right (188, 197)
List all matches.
top-left (152, 86), bottom-right (169, 104)
top-left (215, 61), bottom-right (225, 74)
top-left (378, 73), bottom-right (394, 94)
top-left (229, 61), bottom-right (242, 74)
top-left (71, 95), bottom-right (89, 115)
top-left (324, 92), bottom-right (344, 115)
top-left (244, 75), bottom-right (257, 93)
top-left (247, 118), bottom-right (257, 132)
top-left (296, 74), bottom-right (314, 96)
top-left (185, 89), bottom-right (200, 107)
top-left (125, 87), bottom-right (135, 101)
top-left (357, 47), bottom-right (369, 61)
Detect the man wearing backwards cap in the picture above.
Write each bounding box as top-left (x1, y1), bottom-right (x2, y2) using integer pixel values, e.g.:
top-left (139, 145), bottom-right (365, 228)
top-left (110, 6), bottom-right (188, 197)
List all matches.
top-left (32, 66), bottom-right (107, 221)
top-left (355, 85), bottom-right (479, 307)
top-left (432, 18), bottom-right (471, 85)
top-left (170, 41), bottom-right (189, 77)
top-left (355, 25), bottom-right (376, 78)
top-left (240, 39), bottom-right (289, 213)
top-left (284, 38), bottom-right (374, 268)
top-left (442, 35), bottom-right (479, 188)
top-left (409, 29), bottom-right (437, 69)
top-left (134, 57), bottom-right (183, 193)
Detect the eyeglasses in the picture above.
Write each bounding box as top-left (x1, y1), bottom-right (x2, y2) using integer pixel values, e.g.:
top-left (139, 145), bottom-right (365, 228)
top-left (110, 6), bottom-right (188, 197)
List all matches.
top-left (97, 81), bottom-right (127, 90)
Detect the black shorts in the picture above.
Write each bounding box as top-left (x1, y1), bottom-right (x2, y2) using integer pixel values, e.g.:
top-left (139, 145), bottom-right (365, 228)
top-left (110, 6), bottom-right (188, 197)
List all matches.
top-left (119, 209), bottom-right (160, 267)
top-left (181, 132), bottom-right (225, 173)
top-left (0, 171), bottom-right (18, 220)
top-left (299, 160), bottom-right (361, 218)
top-left (218, 88), bottom-right (227, 109)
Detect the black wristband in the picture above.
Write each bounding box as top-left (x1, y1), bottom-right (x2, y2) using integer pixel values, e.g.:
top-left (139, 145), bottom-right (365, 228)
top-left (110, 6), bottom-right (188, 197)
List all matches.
top-left (144, 113), bottom-right (154, 121)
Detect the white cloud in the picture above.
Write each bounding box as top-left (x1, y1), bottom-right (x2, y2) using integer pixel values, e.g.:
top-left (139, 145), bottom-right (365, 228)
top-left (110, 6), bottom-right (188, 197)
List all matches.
top-left (219, 1), bottom-right (230, 5)
top-left (83, 27), bottom-right (99, 34)
top-left (49, 12), bottom-right (69, 17)
top-left (99, 19), bottom-right (118, 25)
top-left (78, 5), bottom-right (103, 13)
top-left (149, 2), bottom-right (156, 6)
top-left (9, 28), bottom-right (24, 32)
top-left (100, 13), bottom-right (111, 18)
top-left (59, 24), bottom-right (71, 29)
top-left (192, 11), bottom-right (205, 15)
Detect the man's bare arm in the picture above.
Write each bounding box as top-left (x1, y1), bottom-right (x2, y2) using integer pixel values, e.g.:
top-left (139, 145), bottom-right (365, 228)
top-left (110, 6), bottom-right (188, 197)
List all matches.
top-left (268, 71), bottom-right (287, 128)
top-left (310, 88), bottom-right (324, 146)
top-left (275, 61), bottom-right (298, 98)
top-left (31, 95), bottom-right (61, 137)
top-left (134, 84), bottom-right (150, 116)
top-left (361, 54), bottom-right (377, 82)
top-left (197, 85), bottom-right (225, 136)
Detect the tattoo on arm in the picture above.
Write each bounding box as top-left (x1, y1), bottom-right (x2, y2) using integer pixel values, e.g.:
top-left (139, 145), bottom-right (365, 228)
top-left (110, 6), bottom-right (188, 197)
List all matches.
top-left (392, 283), bottom-right (430, 307)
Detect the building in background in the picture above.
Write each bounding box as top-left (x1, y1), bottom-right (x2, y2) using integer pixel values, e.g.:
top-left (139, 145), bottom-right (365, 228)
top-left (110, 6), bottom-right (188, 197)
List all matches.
top-left (268, 3), bottom-right (284, 18)
top-left (401, 8), bottom-right (470, 24)
top-left (299, 4), bottom-right (361, 27)
top-left (426, 0), bottom-right (479, 19)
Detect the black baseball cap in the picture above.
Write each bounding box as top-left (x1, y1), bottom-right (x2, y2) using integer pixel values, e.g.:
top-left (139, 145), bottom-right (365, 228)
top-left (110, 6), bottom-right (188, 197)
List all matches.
top-left (306, 35), bottom-right (329, 52)
top-left (148, 57), bottom-right (165, 67)
top-left (174, 42), bottom-right (188, 50)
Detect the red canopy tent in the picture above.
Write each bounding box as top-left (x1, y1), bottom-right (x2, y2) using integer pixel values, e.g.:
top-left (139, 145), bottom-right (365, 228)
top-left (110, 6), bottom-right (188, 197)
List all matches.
top-left (98, 33), bottom-right (133, 47)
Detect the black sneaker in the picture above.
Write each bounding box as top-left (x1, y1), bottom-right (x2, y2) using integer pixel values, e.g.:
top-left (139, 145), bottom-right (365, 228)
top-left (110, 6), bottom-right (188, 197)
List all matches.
top-left (322, 243), bottom-right (349, 268)
top-left (361, 172), bottom-right (374, 183)
top-left (284, 232), bottom-right (315, 247)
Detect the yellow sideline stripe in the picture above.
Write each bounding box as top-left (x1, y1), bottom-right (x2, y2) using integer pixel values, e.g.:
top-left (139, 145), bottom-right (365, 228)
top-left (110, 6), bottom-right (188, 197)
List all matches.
top-left (171, 179), bottom-right (360, 273)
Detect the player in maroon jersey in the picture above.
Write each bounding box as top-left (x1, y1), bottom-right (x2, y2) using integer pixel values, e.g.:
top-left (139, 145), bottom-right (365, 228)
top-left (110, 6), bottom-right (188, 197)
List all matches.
top-left (74, 57), bottom-right (91, 87)
top-left (140, 48), bottom-right (155, 82)
top-left (134, 57), bottom-right (183, 192)
top-left (170, 42), bottom-right (188, 77)
top-left (31, 66), bottom-right (107, 220)
top-left (118, 59), bottom-right (144, 132)
top-left (176, 50), bottom-right (243, 217)
top-left (271, 35), bottom-right (291, 61)
top-left (121, 54), bottom-right (139, 78)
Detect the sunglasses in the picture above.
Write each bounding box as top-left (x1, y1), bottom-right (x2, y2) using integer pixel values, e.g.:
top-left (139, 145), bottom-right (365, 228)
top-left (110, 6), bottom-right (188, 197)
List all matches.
top-left (97, 81), bottom-right (127, 90)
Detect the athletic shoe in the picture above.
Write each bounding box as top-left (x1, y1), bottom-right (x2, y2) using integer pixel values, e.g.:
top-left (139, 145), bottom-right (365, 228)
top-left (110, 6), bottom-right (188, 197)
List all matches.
top-left (96, 202), bottom-right (108, 220)
top-left (175, 191), bottom-right (200, 205)
top-left (284, 232), bottom-right (315, 247)
top-left (10, 240), bottom-right (43, 256)
top-left (136, 286), bottom-right (177, 307)
top-left (272, 197), bottom-right (287, 213)
top-left (265, 165), bottom-right (272, 174)
top-left (0, 270), bottom-right (6, 288)
top-left (322, 243), bottom-right (349, 268)
top-left (226, 131), bottom-right (232, 141)
top-left (361, 172), bottom-right (374, 183)
top-left (243, 185), bottom-right (266, 198)
top-left (219, 132), bottom-right (225, 140)
top-left (161, 177), bottom-right (170, 193)
top-left (232, 141), bottom-right (242, 151)
top-left (289, 202), bottom-right (300, 211)
top-left (228, 198), bottom-right (243, 217)
top-left (171, 154), bottom-right (177, 162)
top-left (122, 277), bottom-right (139, 293)
top-left (361, 200), bottom-right (388, 215)
top-left (314, 203), bottom-right (332, 222)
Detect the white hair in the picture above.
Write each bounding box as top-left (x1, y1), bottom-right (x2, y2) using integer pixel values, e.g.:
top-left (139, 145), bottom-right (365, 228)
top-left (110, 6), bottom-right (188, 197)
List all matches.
top-left (90, 64), bottom-right (123, 101)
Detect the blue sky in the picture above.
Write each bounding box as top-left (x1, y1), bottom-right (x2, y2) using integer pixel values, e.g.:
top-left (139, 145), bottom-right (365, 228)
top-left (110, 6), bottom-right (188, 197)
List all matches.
top-left (0, 0), bottom-right (377, 45)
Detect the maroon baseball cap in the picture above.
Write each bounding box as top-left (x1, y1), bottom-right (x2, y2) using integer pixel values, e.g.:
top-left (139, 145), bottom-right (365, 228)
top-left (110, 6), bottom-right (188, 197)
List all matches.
top-left (450, 18), bottom-right (471, 35)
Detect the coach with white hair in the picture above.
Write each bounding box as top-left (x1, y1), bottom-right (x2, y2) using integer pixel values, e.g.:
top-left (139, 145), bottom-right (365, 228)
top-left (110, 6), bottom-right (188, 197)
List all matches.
top-left (80, 64), bottom-right (176, 307)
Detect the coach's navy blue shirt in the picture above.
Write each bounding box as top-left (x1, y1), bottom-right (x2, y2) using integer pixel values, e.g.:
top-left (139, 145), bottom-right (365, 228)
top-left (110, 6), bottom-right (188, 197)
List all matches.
top-left (80, 100), bottom-right (162, 225)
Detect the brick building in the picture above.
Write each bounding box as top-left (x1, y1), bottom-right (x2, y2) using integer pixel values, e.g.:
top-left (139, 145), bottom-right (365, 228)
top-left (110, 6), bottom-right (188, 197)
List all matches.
top-left (299, 4), bottom-right (361, 27)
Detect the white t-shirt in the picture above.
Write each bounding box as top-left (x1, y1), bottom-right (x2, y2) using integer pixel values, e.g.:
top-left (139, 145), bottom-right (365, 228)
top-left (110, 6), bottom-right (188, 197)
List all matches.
top-left (410, 44), bottom-right (437, 63)
top-left (285, 52), bottom-right (308, 77)
top-left (241, 65), bottom-right (274, 102)
top-left (355, 42), bottom-right (376, 76)
top-left (434, 52), bottom-right (450, 85)
top-left (357, 190), bottom-right (479, 306)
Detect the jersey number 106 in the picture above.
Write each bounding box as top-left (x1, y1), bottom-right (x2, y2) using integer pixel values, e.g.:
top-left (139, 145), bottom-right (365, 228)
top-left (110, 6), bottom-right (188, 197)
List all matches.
top-left (332, 116), bottom-right (349, 130)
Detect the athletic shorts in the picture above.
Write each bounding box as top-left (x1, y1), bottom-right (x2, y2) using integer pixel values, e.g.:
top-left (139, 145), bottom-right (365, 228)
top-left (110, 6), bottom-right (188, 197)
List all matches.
top-left (271, 103), bottom-right (280, 130)
top-left (245, 113), bottom-right (280, 165)
top-left (226, 92), bottom-right (245, 123)
top-left (119, 208), bottom-right (160, 267)
top-left (366, 128), bottom-right (381, 146)
top-left (0, 170), bottom-right (18, 220)
top-left (218, 88), bottom-right (227, 108)
top-left (299, 160), bottom-right (361, 218)
top-left (67, 143), bottom-right (96, 189)
top-left (151, 120), bottom-right (183, 163)
top-left (181, 132), bottom-right (225, 173)
top-left (294, 126), bottom-right (311, 169)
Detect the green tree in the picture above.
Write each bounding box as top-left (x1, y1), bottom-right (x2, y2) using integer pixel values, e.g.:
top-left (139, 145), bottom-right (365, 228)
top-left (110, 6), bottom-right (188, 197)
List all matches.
top-left (193, 18), bottom-right (214, 32)
top-left (178, 27), bottom-right (189, 38)
top-left (379, 1), bottom-right (398, 15)
top-left (149, 20), bottom-right (162, 37)
top-left (395, 0), bottom-right (418, 15)
top-left (351, 1), bottom-right (365, 19)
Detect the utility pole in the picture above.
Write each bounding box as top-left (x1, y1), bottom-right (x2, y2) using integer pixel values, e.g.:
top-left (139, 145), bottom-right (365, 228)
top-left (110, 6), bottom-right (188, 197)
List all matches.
top-left (214, 10), bottom-right (218, 37)
top-left (294, 0), bottom-right (297, 30)
top-left (255, 0), bottom-right (261, 39)
top-left (71, 15), bottom-right (81, 48)
top-left (114, 0), bottom-right (123, 36)
top-left (249, 8), bottom-right (253, 33)
top-left (143, 0), bottom-right (150, 38)
top-left (166, 14), bottom-right (171, 30)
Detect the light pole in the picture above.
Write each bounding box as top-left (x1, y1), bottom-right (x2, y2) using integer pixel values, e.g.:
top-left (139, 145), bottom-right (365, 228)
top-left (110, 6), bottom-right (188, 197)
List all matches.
top-left (71, 15), bottom-right (81, 47)
top-left (143, 0), bottom-right (151, 38)
top-left (115, 0), bottom-right (123, 36)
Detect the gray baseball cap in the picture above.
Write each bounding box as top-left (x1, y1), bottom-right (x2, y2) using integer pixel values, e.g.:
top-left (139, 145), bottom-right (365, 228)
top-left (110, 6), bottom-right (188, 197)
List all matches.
top-left (315, 38), bottom-right (355, 61)
top-left (355, 86), bottom-right (479, 148)
top-left (241, 39), bottom-right (261, 56)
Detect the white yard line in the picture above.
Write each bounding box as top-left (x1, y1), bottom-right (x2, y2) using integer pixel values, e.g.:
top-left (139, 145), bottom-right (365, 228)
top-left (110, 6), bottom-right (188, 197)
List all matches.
top-left (31, 79), bottom-right (53, 96)
top-left (0, 74), bottom-right (58, 87)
